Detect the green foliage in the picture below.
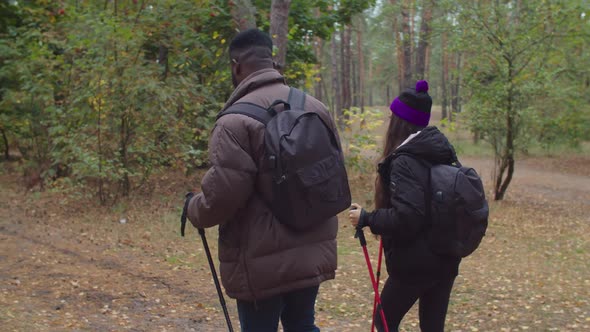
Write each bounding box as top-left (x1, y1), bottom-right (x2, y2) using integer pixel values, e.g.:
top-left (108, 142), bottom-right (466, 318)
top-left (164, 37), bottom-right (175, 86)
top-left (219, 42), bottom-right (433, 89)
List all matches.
top-left (456, 0), bottom-right (588, 151)
top-left (0, 0), bottom-right (233, 202)
top-left (341, 107), bottom-right (384, 173)
top-left (337, 0), bottom-right (376, 25)
top-left (5, 0), bottom-right (584, 204)
top-left (450, 0), bottom-right (588, 199)
top-left (0, 0), bottom-right (369, 201)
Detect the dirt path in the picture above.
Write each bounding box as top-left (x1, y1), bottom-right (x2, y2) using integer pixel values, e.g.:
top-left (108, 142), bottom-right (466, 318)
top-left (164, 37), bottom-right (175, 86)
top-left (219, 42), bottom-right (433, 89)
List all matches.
top-left (0, 183), bottom-right (226, 331)
top-left (1, 154), bottom-right (589, 331)
top-left (463, 156), bottom-right (590, 208)
top-left (0, 169), bottom-right (354, 331)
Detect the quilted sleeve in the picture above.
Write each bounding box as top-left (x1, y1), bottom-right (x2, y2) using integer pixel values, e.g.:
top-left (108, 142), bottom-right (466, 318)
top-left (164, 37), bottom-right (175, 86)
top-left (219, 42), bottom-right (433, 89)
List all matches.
top-left (360, 155), bottom-right (428, 239)
top-left (187, 121), bottom-right (257, 229)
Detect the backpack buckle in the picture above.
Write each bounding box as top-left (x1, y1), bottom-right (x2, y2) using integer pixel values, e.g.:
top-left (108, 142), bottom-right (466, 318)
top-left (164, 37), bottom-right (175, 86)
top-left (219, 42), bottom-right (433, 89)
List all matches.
top-left (276, 174), bottom-right (287, 184)
top-left (268, 155), bottom-right (277, 169)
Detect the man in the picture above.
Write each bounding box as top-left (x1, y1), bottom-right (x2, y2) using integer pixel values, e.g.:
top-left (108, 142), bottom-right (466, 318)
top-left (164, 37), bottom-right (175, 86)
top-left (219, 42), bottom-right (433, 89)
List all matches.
top-left (186, 28), bottom-right (341, 331)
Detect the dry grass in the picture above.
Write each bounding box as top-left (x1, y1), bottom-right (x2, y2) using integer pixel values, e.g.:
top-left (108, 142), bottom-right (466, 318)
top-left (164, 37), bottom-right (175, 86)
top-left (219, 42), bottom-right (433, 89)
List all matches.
top-left (1, 113), bottom-right (589, 331)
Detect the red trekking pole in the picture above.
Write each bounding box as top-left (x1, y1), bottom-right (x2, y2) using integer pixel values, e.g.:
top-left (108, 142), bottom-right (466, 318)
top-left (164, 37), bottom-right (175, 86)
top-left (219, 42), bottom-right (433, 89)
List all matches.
top-left (371, 239), bottom-right (384, 332)
top-left (355, 225), bottom-right (390, 332)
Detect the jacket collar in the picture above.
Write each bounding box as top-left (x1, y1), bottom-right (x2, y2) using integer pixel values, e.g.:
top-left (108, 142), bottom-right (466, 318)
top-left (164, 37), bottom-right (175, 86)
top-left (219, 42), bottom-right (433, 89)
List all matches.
top-left (395, 126), bottom-right (458, 165)
top-left (397, 130), bottom-right (421, 149)
top-left (222, 68), bottom-right (286, 112)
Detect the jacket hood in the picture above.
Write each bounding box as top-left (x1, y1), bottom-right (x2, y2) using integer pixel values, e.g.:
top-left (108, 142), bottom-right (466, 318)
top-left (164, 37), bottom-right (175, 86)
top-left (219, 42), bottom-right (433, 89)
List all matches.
top-left (222, 68), bottom-right (286, 112)
top-left (395, 126), bottom-right (458, 165)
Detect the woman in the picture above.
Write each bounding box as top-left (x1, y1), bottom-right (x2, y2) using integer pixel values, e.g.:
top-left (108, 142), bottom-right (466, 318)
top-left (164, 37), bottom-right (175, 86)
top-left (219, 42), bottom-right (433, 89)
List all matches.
top-left (349, 80), bottom-right (461, 332)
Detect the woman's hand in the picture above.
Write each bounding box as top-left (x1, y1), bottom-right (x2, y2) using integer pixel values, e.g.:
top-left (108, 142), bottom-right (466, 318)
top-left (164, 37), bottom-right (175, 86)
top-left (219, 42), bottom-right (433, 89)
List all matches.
top-left (348, 203), bottom-right (362, 227)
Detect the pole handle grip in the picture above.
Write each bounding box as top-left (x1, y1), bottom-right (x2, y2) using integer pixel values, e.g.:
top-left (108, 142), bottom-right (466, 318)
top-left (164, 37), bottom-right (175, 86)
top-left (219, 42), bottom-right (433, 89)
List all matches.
top-left (355, 226), bottom-right (367, 246)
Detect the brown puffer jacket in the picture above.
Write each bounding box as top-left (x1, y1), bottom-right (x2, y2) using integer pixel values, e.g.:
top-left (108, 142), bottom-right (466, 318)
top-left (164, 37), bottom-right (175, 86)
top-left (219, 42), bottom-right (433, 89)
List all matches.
top-left (187, 68), bottom-right (339, 301)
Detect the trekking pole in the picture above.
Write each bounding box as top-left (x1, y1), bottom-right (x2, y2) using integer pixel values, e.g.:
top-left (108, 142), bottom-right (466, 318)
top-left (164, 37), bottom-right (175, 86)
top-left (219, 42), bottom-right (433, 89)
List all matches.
top-left (355, 226), bottom-right (390, 332)
top-left (371, 238), bottom-right (384, 332)
top-left (198, 228), bottom-right (234, 332)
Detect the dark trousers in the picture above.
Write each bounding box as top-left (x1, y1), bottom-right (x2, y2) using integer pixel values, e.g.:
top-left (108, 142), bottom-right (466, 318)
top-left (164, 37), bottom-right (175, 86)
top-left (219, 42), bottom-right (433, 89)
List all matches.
top-left (375, 276), bottom-right (456, 332)
top-left (236, 285), bottom-right (320, 332)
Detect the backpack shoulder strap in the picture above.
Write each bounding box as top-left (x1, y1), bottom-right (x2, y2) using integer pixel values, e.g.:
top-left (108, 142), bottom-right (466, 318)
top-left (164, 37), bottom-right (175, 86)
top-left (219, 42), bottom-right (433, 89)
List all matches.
top-left (287, 87), bottom-right (306, 110)
top-left (216, 102), bottom-right (273, 125)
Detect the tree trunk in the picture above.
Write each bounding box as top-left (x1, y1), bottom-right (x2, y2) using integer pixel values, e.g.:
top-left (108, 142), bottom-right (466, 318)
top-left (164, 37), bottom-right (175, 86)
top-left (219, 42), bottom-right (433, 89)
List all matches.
top-left (230, 0), bottom-right (256, 31)
top-left (389, 0), bottom-right (412, 90)
top-left (270, 0), bottom-right (292, 71)
top-left (352, 50), bottom-right (357, 107)
top-left (450, 52), bottom-right (462, 114)
top-left (400, 0), bottom-right (412, 89)
top-left (94, 70), bottom-right (106, 204)
top-left (119, 114), bottom-right (130, 197)
top-left (456, 53), bottom-right (462, 113)
top-left (390, 0), bottom-right (403, 94)
top-left (313, 8), bottom-right (323, 101)
top-left (415, 0), bottom-right (433, 79)
top-left (331, 33), bottom-right (342, 127)
top-left (98, 107), bottom-right (104, 203)
top-left (368, 55), bottom-right (373, 106)
top-left (341, 26), bottom-right (352, 116)
top-left (409, 0), bottom-right (415, 77)
top-left (441, 31), bottom-right (449, 122)
top-left (0, 127), bottom-right (9, 160)
top-left (314, 36), bottom-right (324, 101)
top-left (494, 62), bottom-right (516, 200)
top-left (158, 45), bottom-right (168, 81)
top-left (357, 19), bottom-right (365, 113)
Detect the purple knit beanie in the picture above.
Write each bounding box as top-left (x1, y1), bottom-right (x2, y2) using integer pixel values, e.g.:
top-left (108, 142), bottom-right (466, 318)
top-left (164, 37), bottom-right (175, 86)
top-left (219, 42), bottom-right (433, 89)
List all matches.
top-left (389, 80), bottom-right (432, 127)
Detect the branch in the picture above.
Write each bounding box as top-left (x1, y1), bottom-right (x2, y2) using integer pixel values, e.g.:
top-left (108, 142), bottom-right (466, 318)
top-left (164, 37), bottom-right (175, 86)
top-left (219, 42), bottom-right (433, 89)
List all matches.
top-left (466, 4), bottom-right (506, 56)
top-left (133, 0), bottom-right (147, 29)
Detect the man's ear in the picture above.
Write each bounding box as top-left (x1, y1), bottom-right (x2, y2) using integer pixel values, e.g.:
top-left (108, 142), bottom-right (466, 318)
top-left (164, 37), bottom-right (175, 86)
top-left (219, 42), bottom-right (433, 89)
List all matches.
top-left (231, 59), bottom-right (241, 75)
top-left (235, 62), bottom-right (241, 76)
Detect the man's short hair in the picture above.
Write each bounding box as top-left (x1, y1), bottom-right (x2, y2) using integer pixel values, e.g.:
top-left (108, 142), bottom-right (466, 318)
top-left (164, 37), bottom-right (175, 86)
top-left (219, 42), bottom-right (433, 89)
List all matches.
top-left (229, 29), bottom-right (273, 59)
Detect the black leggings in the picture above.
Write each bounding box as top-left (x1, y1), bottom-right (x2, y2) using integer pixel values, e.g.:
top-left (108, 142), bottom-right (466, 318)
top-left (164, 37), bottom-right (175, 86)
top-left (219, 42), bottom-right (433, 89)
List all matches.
top-left (375, 276), bottom-right (456, 332)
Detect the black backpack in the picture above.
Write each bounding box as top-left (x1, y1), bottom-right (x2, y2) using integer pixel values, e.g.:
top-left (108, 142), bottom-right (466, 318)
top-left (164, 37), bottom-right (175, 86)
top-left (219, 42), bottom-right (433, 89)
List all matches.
top-left (390, 154), bottom-right (489, 258)
top-left (217, 87), bottom-right (351, 231)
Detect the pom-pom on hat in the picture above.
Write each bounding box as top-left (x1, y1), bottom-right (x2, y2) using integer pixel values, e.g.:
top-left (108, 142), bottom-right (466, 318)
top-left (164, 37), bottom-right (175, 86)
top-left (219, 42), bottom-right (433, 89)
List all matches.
top-left (390, 80), bottom-right (432, 127)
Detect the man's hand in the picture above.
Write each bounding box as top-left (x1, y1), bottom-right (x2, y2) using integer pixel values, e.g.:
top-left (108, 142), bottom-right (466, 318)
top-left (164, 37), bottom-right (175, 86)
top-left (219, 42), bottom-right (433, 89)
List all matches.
top-left (348, 203), bottom-right (362, 227)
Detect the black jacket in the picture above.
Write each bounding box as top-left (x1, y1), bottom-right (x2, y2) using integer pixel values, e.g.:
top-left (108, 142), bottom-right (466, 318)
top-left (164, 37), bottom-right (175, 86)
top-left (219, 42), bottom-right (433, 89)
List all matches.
top-left (359, 126), bottom-right (461, 281)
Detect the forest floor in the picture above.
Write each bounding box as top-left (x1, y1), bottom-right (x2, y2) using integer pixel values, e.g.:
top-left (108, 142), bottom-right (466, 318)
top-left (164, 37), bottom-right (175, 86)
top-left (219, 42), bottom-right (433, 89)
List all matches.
top-left (1, 124), bottom-right (589, 331)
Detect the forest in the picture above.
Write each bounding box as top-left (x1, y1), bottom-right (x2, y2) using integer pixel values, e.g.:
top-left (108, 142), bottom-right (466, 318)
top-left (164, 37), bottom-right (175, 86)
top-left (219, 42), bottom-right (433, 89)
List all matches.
top-left (1, 0), bottom-right (588, 201)
top-left (0, 1), bottom-right (589, 331)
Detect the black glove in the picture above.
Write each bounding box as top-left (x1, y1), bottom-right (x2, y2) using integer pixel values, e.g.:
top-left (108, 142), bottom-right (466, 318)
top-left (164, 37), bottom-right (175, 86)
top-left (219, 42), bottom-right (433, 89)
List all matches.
top-left (357, 209), bottom-right (368, 229)
top-left (180, 192), bottom-right (195, 237)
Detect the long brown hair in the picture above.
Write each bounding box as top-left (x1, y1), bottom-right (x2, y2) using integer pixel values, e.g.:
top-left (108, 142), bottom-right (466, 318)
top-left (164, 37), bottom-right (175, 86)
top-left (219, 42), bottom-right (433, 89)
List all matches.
top-left (374, 114), bottom-right (424, 209)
